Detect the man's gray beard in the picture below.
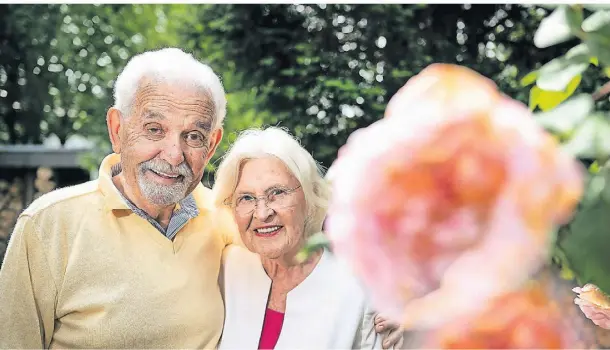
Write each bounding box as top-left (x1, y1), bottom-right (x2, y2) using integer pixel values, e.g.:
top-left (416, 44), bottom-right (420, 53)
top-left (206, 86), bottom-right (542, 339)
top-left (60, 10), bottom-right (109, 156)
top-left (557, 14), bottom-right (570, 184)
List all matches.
top-left (137, 159), bottom-right (194, 206)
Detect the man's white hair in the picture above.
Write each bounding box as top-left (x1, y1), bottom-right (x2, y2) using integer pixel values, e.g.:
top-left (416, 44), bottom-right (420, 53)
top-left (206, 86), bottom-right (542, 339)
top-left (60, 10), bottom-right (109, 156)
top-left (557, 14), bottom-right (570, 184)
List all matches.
top-left (213, 127), bottom-right (331, 237)
top-left (113, 47), bottom-right (227, 129)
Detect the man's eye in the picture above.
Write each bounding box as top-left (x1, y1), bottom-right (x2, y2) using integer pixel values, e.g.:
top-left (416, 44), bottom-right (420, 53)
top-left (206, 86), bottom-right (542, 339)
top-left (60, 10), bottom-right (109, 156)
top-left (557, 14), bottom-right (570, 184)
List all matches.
top-left (185, 131), bottom-right (205, 147)
top-left (145, 124), bottom-right (164, 136)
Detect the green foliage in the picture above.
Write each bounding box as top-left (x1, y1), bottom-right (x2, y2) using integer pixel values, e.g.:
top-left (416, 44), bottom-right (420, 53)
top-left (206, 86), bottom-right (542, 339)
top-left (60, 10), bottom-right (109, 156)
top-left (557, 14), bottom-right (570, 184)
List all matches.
top-left (557, 160), bottom-right (610, 293)
top-left (185, 4), bottom-right (565, 168)
top-left (0, 4), bottom-right (275, 176)
top-left (202, 70), bottom-right (272, 186)
top-left (525, 5), bottom-right (610, 295)
top-left (534, 94), bottom-right (593, 134)
top-left (296, 232), bottom-right (331, 263)
top-left (0, 4), bottom-right (179, 147)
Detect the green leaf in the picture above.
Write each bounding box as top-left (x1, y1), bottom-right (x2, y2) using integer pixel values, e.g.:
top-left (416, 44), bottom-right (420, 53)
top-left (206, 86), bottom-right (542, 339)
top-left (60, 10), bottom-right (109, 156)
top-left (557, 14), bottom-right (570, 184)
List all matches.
top-left (602, 161), bottom-right (610, 203)
top-left (584, 5), bottom-right (610, 11)
top-left (565, 5), bottom-right (585, 31)
top-left (535, 94), bottom-right (594, 133)
top-left (581, 171), bottom-right (606, 208)
top-left (562, 114), bottom-right (610, 159)
top-left (585, 32), bottom-right (610, 66)
top-left (536, 44), bottom-right (591, 91)
top-left (520, 70), bottom-right (539, 87)
top-left (295, 232), bottom-right (331, 263)
top-left (537, 4), bottom-right (560, 10)
top-left (530, 75), bottom-right (582, 111)
top-left (534, 6), bottom-right (575, 48)
top-left (590, 160), bottom-right (602, 174)
top-left (558, 188), bottom-right (610, 295)
top-left (590, 56), bottom-right (599, 66)
top-left (582, 10), bottom-right (610, 32)
top-left (529, 85), bottom-right (541, 111)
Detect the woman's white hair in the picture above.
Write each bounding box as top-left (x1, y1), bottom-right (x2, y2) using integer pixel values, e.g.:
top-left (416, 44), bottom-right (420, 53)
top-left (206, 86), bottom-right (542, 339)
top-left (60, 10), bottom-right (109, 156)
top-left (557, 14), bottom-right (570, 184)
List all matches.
top-left (213, 126), bottom-right (331, 237)
top-left (113, 47), bottom-right (227, 129)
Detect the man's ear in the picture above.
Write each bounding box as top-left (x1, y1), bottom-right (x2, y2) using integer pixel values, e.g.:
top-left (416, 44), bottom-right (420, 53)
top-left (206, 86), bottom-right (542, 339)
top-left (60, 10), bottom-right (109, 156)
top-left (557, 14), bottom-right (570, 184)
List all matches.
top-left (205, 127), bottom-right (224, 163)
top-left (107, 107), bottom-right (123, 154)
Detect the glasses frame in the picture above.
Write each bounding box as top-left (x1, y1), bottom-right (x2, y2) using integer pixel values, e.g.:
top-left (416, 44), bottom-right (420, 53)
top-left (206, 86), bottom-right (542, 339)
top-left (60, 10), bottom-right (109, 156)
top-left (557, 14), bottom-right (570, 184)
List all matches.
top-left (223, 184), bottom-right (302, 216)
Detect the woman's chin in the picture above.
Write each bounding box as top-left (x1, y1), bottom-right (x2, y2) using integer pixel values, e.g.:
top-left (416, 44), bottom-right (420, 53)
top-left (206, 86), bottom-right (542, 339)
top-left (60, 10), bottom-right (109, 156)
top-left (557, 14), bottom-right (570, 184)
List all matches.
top-left (254, 245), bottom-right (287, 260)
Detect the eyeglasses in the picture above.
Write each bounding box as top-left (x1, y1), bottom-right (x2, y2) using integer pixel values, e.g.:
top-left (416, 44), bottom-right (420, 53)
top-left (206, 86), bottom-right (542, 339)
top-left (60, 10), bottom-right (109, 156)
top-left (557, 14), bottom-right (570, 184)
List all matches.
top-left (224, 185), bottom-right (302, 216)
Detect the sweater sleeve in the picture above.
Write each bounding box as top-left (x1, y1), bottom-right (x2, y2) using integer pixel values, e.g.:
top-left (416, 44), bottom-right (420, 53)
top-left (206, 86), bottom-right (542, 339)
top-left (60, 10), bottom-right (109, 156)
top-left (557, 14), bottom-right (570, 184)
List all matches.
top-left (354, 305), bottom-right (384, 349)
top-left (0, 215), bottom-right (58, 348)
top-left (214, 207), bottom-right (239, 247)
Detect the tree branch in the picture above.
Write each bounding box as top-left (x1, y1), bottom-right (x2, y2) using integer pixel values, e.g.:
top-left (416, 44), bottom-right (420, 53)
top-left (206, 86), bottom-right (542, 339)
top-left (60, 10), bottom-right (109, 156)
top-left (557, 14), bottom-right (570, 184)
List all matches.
top-left (592, 81), bottom-right (610, 101)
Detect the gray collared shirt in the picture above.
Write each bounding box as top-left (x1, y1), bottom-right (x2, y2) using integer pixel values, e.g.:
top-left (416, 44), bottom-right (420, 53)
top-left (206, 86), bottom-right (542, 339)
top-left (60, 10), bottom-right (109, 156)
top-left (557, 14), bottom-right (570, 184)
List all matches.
top-left (110, 163), bottom-right (199, 241)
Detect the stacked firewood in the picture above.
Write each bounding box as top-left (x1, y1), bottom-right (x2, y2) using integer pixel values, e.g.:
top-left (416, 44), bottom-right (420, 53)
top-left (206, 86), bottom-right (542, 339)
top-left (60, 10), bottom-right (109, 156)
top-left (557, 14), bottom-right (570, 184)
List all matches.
top-left (0, 167), bottom-right (56, 266)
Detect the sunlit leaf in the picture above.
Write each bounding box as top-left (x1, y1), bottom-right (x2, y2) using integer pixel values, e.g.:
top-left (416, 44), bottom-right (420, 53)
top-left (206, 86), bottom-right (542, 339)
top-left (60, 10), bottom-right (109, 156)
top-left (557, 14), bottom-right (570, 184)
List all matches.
top-left (531, 75), bottom-right (582, 111)
top-left (520, 70), bottom-right (539, 87)
top-left (590, 160), bottom-right (601, 174)
top-left (565, 5), bottom-right (585, 31)
top-left (584, 5), bottom-right (610, 11)
top-left (535, 94), bottom-right (594, 133)
top-left (562, 114), bottom-right (610, 159)
top-left (296, 232), bottom-right (331, 263)
top-left (529, 85), bottom-right (541, 111)
top-left (534, 6), bottom-right (575, 48)
top-left (585, 32), bottom-right (610, 66)
top-left (582, 10), bottom-right (610, 32)
top-left (536, 44), bottom-right (590, 91)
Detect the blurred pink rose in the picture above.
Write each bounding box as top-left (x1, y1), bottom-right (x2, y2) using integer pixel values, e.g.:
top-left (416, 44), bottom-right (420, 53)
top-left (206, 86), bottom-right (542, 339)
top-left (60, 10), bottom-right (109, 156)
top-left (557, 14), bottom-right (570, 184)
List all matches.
top-left (325, 64), bottom-right (584, 329)
top-left (424, 282), bottom-right (580, 349)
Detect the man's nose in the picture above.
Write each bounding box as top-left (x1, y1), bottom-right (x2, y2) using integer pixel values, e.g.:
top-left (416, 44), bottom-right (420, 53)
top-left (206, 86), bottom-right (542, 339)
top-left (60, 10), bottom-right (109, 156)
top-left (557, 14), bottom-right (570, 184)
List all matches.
top-left (160, 137), bottom-right (186, 168)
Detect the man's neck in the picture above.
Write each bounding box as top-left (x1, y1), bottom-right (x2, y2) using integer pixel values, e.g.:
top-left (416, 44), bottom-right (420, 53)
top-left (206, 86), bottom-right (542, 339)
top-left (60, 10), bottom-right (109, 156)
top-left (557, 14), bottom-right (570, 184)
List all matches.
top-left (112, 173), bottom-right (175, 228)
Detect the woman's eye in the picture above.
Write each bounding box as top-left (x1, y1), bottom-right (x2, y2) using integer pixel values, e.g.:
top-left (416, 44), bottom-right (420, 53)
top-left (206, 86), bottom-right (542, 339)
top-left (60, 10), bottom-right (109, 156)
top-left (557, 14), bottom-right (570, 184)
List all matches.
top-left (270, 188), bottom-right (287, 196)
top-left (237, 195), bottom-right (255, 203)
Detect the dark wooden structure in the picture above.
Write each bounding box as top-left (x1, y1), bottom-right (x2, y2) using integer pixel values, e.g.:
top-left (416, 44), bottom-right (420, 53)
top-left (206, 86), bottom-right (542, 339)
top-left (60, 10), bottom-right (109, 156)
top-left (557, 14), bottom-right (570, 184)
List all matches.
top-left (0, 145), bottom-right (92, 207)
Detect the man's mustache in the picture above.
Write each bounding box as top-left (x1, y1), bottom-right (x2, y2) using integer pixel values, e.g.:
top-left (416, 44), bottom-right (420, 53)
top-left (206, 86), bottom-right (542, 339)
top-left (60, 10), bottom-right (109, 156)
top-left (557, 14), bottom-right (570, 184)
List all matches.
top-left (139, 159), bottom-right (193, 179)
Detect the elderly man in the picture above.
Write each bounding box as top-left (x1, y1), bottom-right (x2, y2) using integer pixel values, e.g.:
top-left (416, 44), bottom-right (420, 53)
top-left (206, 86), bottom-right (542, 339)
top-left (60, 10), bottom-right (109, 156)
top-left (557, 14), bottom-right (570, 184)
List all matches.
top-left (0, 48), bottom-right (233, 348)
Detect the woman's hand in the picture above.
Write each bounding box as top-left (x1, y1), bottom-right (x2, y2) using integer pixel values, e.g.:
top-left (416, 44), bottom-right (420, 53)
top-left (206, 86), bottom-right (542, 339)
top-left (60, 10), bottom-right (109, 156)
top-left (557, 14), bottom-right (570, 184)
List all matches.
top-left (574, 284), bottom-right (610, 329)
top-left (374, 314), bottom-right (405, 349)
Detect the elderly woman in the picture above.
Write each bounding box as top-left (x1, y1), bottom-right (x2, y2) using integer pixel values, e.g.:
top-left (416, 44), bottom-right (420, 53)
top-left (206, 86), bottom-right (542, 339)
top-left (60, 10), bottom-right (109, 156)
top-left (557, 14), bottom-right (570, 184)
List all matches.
top-left (213, 127), bottom-right (401, 349)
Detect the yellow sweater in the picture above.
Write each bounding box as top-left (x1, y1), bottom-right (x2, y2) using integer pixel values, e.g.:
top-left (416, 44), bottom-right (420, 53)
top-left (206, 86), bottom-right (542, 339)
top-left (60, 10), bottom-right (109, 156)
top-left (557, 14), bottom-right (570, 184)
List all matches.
top-left (0, 154), bottom-right (236, 348)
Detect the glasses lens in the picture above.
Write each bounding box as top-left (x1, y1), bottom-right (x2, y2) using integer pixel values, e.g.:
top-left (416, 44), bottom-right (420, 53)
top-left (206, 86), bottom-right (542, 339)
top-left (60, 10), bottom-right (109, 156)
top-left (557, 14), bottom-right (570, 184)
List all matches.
top-left (236, 201), bottom-right (254, 215)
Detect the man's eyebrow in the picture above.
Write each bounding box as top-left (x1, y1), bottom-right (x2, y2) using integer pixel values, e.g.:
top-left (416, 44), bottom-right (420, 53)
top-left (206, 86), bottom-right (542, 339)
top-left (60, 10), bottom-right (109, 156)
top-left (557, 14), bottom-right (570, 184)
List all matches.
top-left (143, 110), bottom-right (166, 120)
top-left (195, 118), bottom-right (213, 132)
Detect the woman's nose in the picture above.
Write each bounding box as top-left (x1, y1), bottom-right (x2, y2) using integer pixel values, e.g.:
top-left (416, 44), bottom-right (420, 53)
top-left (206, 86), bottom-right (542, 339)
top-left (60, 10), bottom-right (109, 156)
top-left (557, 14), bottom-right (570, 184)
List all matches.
top-left (253, 199), bottom-right (274, 220)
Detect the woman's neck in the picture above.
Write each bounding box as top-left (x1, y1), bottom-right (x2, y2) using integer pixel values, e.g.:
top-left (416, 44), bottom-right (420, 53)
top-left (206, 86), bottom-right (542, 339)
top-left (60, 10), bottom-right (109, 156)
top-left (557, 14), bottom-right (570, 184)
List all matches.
top-left (260, 249), bottom-right (324, 288)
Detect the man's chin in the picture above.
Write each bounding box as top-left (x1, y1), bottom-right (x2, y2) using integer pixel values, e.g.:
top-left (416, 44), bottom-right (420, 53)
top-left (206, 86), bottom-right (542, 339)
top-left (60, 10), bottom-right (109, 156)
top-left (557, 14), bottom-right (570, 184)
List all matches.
top-left (146, 196), bottom-right (181, 207)
top-left (139, 185), bottom-right (188, 207)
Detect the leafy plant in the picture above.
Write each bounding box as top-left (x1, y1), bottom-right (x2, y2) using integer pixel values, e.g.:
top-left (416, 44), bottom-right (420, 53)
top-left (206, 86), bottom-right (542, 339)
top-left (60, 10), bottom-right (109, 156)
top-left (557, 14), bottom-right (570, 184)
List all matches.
top-left (519, 4), bottom-right (610, 295)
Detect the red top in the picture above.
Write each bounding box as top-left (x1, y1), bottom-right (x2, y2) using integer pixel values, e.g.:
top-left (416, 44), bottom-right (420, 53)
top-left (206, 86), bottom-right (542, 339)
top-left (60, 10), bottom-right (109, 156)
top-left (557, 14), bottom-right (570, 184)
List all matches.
top-left (258, 308), bottom-right (285, 350)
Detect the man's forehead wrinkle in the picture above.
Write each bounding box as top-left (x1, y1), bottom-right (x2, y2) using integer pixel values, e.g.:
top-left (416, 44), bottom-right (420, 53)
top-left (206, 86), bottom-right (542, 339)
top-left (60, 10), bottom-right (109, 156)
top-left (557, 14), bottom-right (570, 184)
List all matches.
top-left (132, 82), bottom-right (217, 129)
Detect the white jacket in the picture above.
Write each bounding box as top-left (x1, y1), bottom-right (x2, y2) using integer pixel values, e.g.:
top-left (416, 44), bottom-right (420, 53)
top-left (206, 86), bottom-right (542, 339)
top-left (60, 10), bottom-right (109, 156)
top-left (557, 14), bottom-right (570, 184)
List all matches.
top-left (218, 245), bottom-right (383, 349)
